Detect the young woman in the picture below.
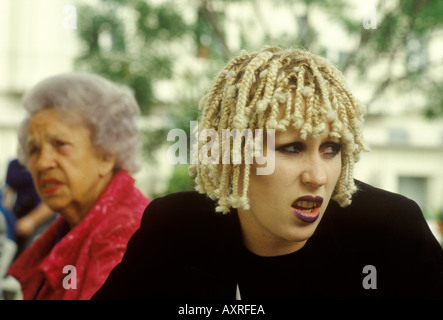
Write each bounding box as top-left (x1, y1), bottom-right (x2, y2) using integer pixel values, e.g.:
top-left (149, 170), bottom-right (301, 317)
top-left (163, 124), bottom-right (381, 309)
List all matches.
top-left (93, 47), bottom-right (443, 299)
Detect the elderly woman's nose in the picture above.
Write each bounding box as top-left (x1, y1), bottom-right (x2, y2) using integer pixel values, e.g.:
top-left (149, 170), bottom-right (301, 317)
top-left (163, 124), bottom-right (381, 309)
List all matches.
top-left (35, 146), bottom-right (57, 170)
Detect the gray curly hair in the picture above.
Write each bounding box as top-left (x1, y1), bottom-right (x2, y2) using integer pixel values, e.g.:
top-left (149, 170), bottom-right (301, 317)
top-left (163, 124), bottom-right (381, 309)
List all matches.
top-left (18, 72), bottom-right (142, 174)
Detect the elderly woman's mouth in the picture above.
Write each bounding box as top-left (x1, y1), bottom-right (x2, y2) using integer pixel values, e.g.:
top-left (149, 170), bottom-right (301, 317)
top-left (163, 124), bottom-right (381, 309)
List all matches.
top-left (41, 179), bottom-right (63, 194)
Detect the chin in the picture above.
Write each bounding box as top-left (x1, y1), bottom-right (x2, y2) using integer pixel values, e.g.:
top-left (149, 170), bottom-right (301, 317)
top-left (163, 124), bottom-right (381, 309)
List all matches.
top-left (289, 223), bottom-right (320, 241)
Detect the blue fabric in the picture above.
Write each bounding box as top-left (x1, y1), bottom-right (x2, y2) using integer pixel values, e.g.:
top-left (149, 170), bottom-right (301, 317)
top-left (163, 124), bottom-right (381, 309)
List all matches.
top-left (0, 190), bottom-right (17, 240)
top-left (5, 159), bottom-right (41, 219)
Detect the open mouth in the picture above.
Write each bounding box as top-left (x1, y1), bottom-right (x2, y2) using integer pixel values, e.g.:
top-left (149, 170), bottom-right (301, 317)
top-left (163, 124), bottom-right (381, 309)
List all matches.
top-left (41, 178), bottom-right (63, 195)
top-left (291, 196), bottom-right (323, 223)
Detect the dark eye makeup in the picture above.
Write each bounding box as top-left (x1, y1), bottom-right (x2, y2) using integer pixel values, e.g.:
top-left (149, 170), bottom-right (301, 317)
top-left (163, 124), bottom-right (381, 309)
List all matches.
top-left (276, 141), bottom-right (342, 157)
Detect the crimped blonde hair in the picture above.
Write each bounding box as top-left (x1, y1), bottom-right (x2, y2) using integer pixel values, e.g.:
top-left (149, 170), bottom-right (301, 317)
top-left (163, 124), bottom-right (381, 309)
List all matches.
top-left (189, 47), bottom-right (369, 213)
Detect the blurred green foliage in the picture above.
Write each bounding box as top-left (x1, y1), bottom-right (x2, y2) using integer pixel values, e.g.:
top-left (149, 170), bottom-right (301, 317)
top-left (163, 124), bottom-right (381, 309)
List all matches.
top-left (161, 164), bottom-right (194, 195)
top-left (335, 0), bottom-right (443, 117)
top-left (75, 0), bottom-right (188, 114)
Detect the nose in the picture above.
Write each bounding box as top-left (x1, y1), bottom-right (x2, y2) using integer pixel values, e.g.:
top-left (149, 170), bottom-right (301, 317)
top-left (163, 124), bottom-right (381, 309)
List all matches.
top-left (34, 146), bottom-right (57, 171)
top-left (300, 154), bottom-right (327, 188)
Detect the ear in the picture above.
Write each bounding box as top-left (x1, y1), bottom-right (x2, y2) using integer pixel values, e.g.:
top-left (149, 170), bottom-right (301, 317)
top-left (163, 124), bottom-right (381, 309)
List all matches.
top-left (99, 153), bottom-right (116, 177)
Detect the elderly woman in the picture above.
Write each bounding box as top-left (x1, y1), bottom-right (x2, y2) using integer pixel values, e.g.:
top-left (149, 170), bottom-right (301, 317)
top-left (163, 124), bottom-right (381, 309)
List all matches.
top-left (7, 73), bottom-right (150, 299)
top-left (94, 47), bottom-right (443, 300)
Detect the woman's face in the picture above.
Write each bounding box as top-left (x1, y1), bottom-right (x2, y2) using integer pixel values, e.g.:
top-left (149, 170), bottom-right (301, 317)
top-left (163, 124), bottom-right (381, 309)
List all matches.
top-left (237, 125), bottom-right (342, 256)
top-left (26, 108), bottom-right (115, 225)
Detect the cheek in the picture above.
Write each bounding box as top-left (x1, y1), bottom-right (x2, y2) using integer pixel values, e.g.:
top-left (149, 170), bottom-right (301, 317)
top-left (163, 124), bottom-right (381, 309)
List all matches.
top-left (248, 163), bottom-right (291, 202)
top-left (328, 158), bottom-right (342, 189)
top-left (334, 157), bottom-right (342, 178)
top-left (28, 161), bottom-right (38, 178)
top-left (250, 153), bottom-right (301, 187)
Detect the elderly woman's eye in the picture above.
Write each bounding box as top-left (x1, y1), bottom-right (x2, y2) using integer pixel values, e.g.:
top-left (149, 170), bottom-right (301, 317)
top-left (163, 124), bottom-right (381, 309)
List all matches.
top-left (28, 146), bottom-right (39, 156)
top-left (55, 140), bottom-right (68, 147)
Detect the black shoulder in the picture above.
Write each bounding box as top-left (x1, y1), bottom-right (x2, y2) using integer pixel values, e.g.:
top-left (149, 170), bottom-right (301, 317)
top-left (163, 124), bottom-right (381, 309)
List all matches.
top-left (137, 191), bottom-right (236, 248)
top-left (353, 179), bottom-right (417, 206)
top-left (329, 179), bottom-right (422, 219)
top-left (140, 191), bottom-right (220, 229)
top-left (324, 179), bottom-right (428, 248)
top-left (148, 191), bottom-right (217, 215)
top-left (321, 181), bottom-right (443, 298)
top-left (92, 191), bottom-right (235, 299)
top-left (326, 179), bottom-right (438, 252)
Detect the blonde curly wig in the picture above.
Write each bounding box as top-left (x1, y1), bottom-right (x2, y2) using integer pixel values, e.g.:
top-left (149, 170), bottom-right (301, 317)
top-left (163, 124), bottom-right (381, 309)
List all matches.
top-left (189, 47), bottom-right (369, 213)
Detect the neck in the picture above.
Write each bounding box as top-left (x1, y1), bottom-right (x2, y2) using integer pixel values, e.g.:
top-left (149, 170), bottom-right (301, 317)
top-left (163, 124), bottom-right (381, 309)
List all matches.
top-left (237, 208), bottom-right (307, 257)
top-left (61, 172), bottom-right (114, 228)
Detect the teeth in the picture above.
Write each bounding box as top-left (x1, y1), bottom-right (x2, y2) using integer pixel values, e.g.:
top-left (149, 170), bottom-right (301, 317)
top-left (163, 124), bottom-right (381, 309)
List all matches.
top-left (43, 182), bottom-right (60, 189)
top-left (45, 183), bottom-right (57, 188)
top-left (295, 201), bottom-right (316, 209)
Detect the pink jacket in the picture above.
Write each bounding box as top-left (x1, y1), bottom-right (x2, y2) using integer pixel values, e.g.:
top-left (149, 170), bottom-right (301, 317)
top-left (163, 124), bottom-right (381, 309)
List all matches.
top-left (8, 170), bottom-right (149, 300)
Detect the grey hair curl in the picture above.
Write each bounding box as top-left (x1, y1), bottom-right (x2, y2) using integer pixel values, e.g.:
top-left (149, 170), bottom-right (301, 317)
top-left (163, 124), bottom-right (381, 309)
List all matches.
top-left (17, 72), bottom-right (142, 174)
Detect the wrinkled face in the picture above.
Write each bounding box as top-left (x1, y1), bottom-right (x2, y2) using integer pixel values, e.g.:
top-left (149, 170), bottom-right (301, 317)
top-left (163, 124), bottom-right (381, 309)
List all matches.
top-left (237, 124), bottom-right (342, 256)
top-left (26, 108), bottom-right (114, 224)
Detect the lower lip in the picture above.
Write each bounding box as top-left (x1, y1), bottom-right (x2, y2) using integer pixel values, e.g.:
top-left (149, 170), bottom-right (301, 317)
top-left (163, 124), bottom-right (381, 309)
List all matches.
top-left (291, 206), bottom-right (321, 223)
top-left (42, 184), bottom-right (62, 195)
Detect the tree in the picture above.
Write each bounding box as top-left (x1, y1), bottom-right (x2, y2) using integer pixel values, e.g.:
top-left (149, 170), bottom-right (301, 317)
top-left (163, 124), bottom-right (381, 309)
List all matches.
top-left (333, 0), bottom-right (443, 117)
top-left (75, 0), bottom-right (189, 114)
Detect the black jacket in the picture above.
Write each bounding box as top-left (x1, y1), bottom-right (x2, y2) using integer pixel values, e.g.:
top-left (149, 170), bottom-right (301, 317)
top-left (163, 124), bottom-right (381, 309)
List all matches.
top-left (93, 180), bottom-right (443, 299)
